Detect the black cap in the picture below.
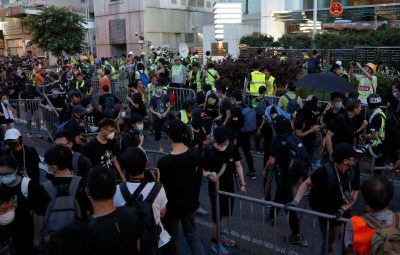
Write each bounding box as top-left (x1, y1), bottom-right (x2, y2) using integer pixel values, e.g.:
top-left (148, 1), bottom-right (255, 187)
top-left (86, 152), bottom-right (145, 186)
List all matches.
top-left (130, 113), bottom-right (144, 124)
top-left (72, 105), bottom-right (86, 116)
top-left (332, 143), bottom-right (361, 163)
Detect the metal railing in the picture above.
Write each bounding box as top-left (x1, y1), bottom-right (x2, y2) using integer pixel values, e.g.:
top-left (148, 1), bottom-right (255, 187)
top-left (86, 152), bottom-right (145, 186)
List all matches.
top-left (214, 183), bottom-right (350, 255)
top-left (169, 87), bottom-right (197, 111)
top-left (145, 150), bottom-right (168, 167)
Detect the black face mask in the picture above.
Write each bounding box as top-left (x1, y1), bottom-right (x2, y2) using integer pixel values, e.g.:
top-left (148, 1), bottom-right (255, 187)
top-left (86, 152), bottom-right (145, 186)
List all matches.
top-left (6, 141), bottom-right (19, 150)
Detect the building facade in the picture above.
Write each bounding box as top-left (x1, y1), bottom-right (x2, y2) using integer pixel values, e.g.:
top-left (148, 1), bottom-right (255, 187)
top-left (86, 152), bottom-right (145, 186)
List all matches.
top-left (0, 0), bottom-right (94, 56)
top-left (262, 0), bottom-right (400, 39)
top-left (94, 0), bottom-right (216, 58)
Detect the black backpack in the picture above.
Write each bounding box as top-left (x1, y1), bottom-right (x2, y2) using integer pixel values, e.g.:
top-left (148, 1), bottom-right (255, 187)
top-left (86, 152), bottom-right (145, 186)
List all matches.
top-left (119, 182), bottom-right (162, 255)
top-left (103, 95), bottom-right (115, 118)
top-left (284, 94), bottom-right (300, 114)
top-left (284, 134), bottom-right (311, 179)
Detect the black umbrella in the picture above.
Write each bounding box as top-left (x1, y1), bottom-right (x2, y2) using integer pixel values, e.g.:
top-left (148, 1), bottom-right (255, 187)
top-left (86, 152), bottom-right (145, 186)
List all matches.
top-left (295, 73), bottom-right (357, 94)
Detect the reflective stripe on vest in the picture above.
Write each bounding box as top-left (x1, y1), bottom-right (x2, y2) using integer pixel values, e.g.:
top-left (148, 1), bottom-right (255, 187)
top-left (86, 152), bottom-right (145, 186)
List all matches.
top-left (106, 64), bottom-right (118, 80)
top-left (76, 81), bottom-right (85, 90)
top-left (266, 76), bottom-right (275, 96)
top-left (249, 71), bottom-right (266, 96)
top-left (180, 109), bottom-right (189, 124)
top-left (358, 77), bottom-right (376, 101)
top-left (371, 111), bottom-right (386, 147)
top-left (352, 216), bottom-right (375, 255)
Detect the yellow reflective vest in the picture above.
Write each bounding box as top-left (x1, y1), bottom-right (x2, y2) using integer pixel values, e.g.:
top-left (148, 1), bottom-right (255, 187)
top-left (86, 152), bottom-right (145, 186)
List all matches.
top-left (179, 109), bottom-right (189, 124)
top-left (249, 71), bottom-right (266, 96)
top-left (266, 76), bottom-right (275, 96)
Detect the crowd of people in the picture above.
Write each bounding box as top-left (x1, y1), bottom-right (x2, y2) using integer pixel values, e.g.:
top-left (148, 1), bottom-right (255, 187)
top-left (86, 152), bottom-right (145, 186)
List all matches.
top-left (0, 47), bottom-right (399, 255)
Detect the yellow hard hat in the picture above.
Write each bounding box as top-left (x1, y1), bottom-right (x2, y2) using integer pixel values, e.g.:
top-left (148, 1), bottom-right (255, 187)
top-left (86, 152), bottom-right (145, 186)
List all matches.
top-left (140, 51), bottom-right (146, 56)
top-left (365, 63), bottom-right (376, 73)
top-left (303, 55), bottom-right (310, 60)
top-left (82, 55), bottom-right (88, 61)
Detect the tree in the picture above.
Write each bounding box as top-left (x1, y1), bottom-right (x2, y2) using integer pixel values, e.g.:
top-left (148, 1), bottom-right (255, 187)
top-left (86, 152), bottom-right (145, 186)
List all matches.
top-left (240, 33), bottom-right (280, 47)
top-left (25, 6), bottom-right (86, 57)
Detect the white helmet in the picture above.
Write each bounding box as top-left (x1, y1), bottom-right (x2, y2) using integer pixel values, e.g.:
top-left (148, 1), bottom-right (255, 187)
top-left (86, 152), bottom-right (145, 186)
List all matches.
top-left (128, 51), bottom-right (134, 56)
top-left (149, 45), bottom-right (155, 50)
top-left (335, 60), bottom-right (342, 66)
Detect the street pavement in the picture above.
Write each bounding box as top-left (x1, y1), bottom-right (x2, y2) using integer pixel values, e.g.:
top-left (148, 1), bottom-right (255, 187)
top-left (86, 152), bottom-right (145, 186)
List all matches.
top-left (23, 132), bottom-right (400, 255)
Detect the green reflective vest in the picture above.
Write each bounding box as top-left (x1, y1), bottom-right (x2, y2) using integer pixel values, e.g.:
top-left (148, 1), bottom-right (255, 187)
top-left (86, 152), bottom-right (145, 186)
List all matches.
top-left (205, 69), bottom-right (217, 88)
top-left (370, 110), bottom-right (386, 147)
top-left (179, 109), bottom-right (189, 124)
top-left (266, 76), bottom-right (275, 96)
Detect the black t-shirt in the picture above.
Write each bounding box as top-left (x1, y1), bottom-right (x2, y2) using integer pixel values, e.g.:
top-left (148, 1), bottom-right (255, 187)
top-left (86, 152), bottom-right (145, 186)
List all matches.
top-left (328, 112), bottom-right (358, 148)
top-left (75, 153), bottom-right (92, 178)
top-left (323, 108), bottom-right (345, 129)
top-left (129, 91), bottom-right (144, 115)
top-left (11, 145), bottom-right (40, 184)
top-left (0, 222), bottom-right (14, 252)
top-left (41, 95), bottom-right (65, 108)
top-left (119, 129), bottom-right (141, 152)
top-left (309, 163), bottom-right (360, 214)
top-left (90, 207), bottom-right (142, 255)
top-left (202, 144), bottom-right (241, 193)
top-left (158, 147), bottom-right (200, 217)
top-left (35, 177), bottom-right (93, 221)
top-left (83, 109), bottom-right (104, 128)
top-left (220, 97), bottom-right (232, 125)
top-left (98, 94), bottom-right (120, 112)
top-left (270, 135), bottom-right (290, 172)
top-left (83, 138), bottom-right (117, 169)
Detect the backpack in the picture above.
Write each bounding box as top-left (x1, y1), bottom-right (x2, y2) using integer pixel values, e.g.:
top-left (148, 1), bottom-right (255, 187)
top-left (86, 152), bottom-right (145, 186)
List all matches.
top-left (362, 212), bottom-right (400, 255)
top-left (307, 57), bottom-right (321, 73)
top-left (237, 104), bottom-right (257, 133)
top-left (285, 134), bottom-right (311, 179)
top-left (71, 152), bottom-right (81, 175)
top-left (139, 70), bottom-right (150, 86)
top-left (43, 176), bottom-right (82, 238)
top-left (119, 182), bottom-right (162, 254)
top-left (255, 98), bottom-right (268, 116)
top-left (205, 91), bottom-right (219, 116)
top-left (103, 95), bottom-right (115, 118)
top-left (284, 94), bottom-right (300, 114)
top-left (56, 120), bottom-right (71, 134)
top-left (264, 105), bottom-right (293, 122)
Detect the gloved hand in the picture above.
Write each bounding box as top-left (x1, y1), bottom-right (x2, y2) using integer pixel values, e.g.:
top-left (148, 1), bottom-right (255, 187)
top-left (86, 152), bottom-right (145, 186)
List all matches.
top-left (335, 208), bottom-right (345, 219)
top-left (284, 200), bottom-right (298, 212)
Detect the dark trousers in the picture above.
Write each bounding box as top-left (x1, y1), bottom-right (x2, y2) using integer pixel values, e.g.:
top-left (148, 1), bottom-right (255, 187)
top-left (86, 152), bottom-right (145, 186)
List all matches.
top-left (237, 131), bottom-right (255, 173)
top-left (268, 178), bottom-right (300, 235)
top-left (162, 212), bottom-right (206, 255)
top-left (153, 117), bottom-right (165, 141)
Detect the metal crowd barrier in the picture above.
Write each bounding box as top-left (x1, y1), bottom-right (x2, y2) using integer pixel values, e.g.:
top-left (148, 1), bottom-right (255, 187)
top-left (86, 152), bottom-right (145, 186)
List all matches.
top-left (169, 87), bottom-right (197, 111)
top-left (215, 185), bottom-right (350, 255)
top-left (144, 150), bottom-right (168, 167)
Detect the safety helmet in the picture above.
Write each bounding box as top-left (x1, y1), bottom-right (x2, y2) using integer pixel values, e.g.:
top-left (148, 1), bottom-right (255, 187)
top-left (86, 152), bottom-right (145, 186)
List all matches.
top-left (149, 45), bottom-right (155, 50)
top-left (335, 60), bottom-right (342, 66)
top-left (367, 94), bottom-right (382, 108)
top-left (365, 63), bottom-right (377, 73)
top-left (95, 60), bottom-right (102, 66)
top-left (140, 51), bottom-right (146, 56)
top-left (82, 55), bottom-right (88, 61)
top-left (128, 51), bottom-right (134, 55)
top-left (303, 55), bottom-right (310, 60)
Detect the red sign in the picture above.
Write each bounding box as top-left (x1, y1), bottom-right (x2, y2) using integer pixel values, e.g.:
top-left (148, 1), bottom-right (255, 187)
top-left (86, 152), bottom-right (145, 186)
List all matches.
top-left (330, 2), bottom-right (343, 18)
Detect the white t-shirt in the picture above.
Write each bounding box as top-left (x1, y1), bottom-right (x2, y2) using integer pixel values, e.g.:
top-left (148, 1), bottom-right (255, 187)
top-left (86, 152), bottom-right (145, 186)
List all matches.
top-left (113, 182), bottom-right (170, 248)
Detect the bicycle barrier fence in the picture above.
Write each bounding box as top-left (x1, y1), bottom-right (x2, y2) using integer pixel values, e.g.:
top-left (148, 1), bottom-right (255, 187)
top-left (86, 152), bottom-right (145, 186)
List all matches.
top-left (214, 182), bottom-right (350, 255)
top-left (169, 87), bottom-right (197, 111)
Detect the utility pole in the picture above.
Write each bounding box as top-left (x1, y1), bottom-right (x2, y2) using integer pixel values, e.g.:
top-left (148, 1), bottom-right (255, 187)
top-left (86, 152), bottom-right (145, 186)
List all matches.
top-left (312, 0), bottom-right (317, 48)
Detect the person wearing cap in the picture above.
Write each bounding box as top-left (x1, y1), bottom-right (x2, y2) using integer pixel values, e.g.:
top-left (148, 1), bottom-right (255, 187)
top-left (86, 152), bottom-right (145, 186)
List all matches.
top-left (292, 143), bottom-right (361, 255)
top-left (350, 62), bottom-right (377, 105)
top-left (170, 57), bottom-right (186, 88)
top-left (4, 128), bottom-right (41, 184)
top-left (118, 113), bottom-right (145, 152)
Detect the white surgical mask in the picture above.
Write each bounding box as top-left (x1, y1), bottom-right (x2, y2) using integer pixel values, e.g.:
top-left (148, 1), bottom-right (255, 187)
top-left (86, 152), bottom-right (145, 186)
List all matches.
top-left (0, 173), bottom-right (16, 185)
top-left (214, 143), bottom-right (228, 152)
top-left (0, 208), bottom-right (15, 225)
top-left (86, 106), bottom-right (93, 113)
top-left (136, 124), bottom-right (144, 131)
top-left (120, 111), bottom-right (126, 118)
top-left (107, 132), bottom-right (115, 140)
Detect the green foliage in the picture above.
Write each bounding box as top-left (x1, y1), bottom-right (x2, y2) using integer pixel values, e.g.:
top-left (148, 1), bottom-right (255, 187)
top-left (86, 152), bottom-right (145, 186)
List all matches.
top-left (314, 30), bottom-right (400, 49)
top-left (25, 6), bottom-right (86, 57)
top-left (278, 34), bottom-right (312, 49)
top-left (240, 33), bottom-right (280, 47)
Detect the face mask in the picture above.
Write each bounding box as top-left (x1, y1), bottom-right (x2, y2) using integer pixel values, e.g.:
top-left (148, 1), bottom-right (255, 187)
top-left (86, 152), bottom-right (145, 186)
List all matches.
top-left (107, 132), bottom-right (115, 140)
top-left (335, 102), bottom-right (343, 110)
top-left (0, 208), bottom-right (15, 225)
top-left (0, 173), bottom-right (16, 185)
top-left (393, 92), bottom-right (399, 98)
top-left (136, 124), bottom-right (144, 131)
top-left (86, 106), bottom-right (93, 113)
top-left (120, 111), bottom-right (126, 118)
top-left (214, 143), bottom-right (228, 152)
top-left (2, 99), bottom-right (9, 105)
top-left (156, 88), bottom-right (163, 94)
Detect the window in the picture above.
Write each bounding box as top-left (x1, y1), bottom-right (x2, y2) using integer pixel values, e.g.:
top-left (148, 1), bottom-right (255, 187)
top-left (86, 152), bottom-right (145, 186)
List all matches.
top-left (181, 0), bottom-right (187, 4)
top-left (185, 33), bottom-right (194, 44)
top-left (197, 0), bottom-right (204, 7)
top-left (189, 0), bottom-right (196, 6)
top-left (206, 1), bottom-right (211, 8)
top-left (171, 0), bottom-right (177, 4)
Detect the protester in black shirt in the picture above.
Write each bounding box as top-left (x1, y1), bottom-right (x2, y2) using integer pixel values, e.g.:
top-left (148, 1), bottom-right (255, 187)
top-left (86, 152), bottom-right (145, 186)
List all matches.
top-left (4, 128), bottom-right (40, 184)
top-left (202, 126), bottom-right (246, 253)
top-left (325, 99), bottom-right (365, 161)
top-left (264, 115), bottom-right (304, 246)
top-left (54, 131), bottom-right (92, 177)
top-left (35, 145), bottom-right (93, 245)
top-left (39, 84), bottom-right (65, 115)
top-left (118, 113), bottom-right (144, 152)
top-left (157, 120), bottom-right (206, 255)
top-left (294, 95), bottom-right (321, 157)
top-left (127, 79), bottom-right (145, 116)
top-left (293, 143), bottom-right (361, 254)
top-left (0, 184), bottom-right (16, 255)
top-left (83, 119), bottom-right (124, 181)
top-left (87, 166), bottom-right (141, 255)
top-left (81, 97), bottom-right (104, 133)
top-left (0, 155), bottom-right (38, 255)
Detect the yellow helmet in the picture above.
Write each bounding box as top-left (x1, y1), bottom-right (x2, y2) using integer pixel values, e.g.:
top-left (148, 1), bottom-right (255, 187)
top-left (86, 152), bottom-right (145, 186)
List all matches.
top-left (303, 55), bottom-right (310, 60)
top-left (365, 63), bottom-right (376, 73)
top-left (82, 55), bottom-right (88, 61)
top-left (140, 51), bottom-right (146, 56)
